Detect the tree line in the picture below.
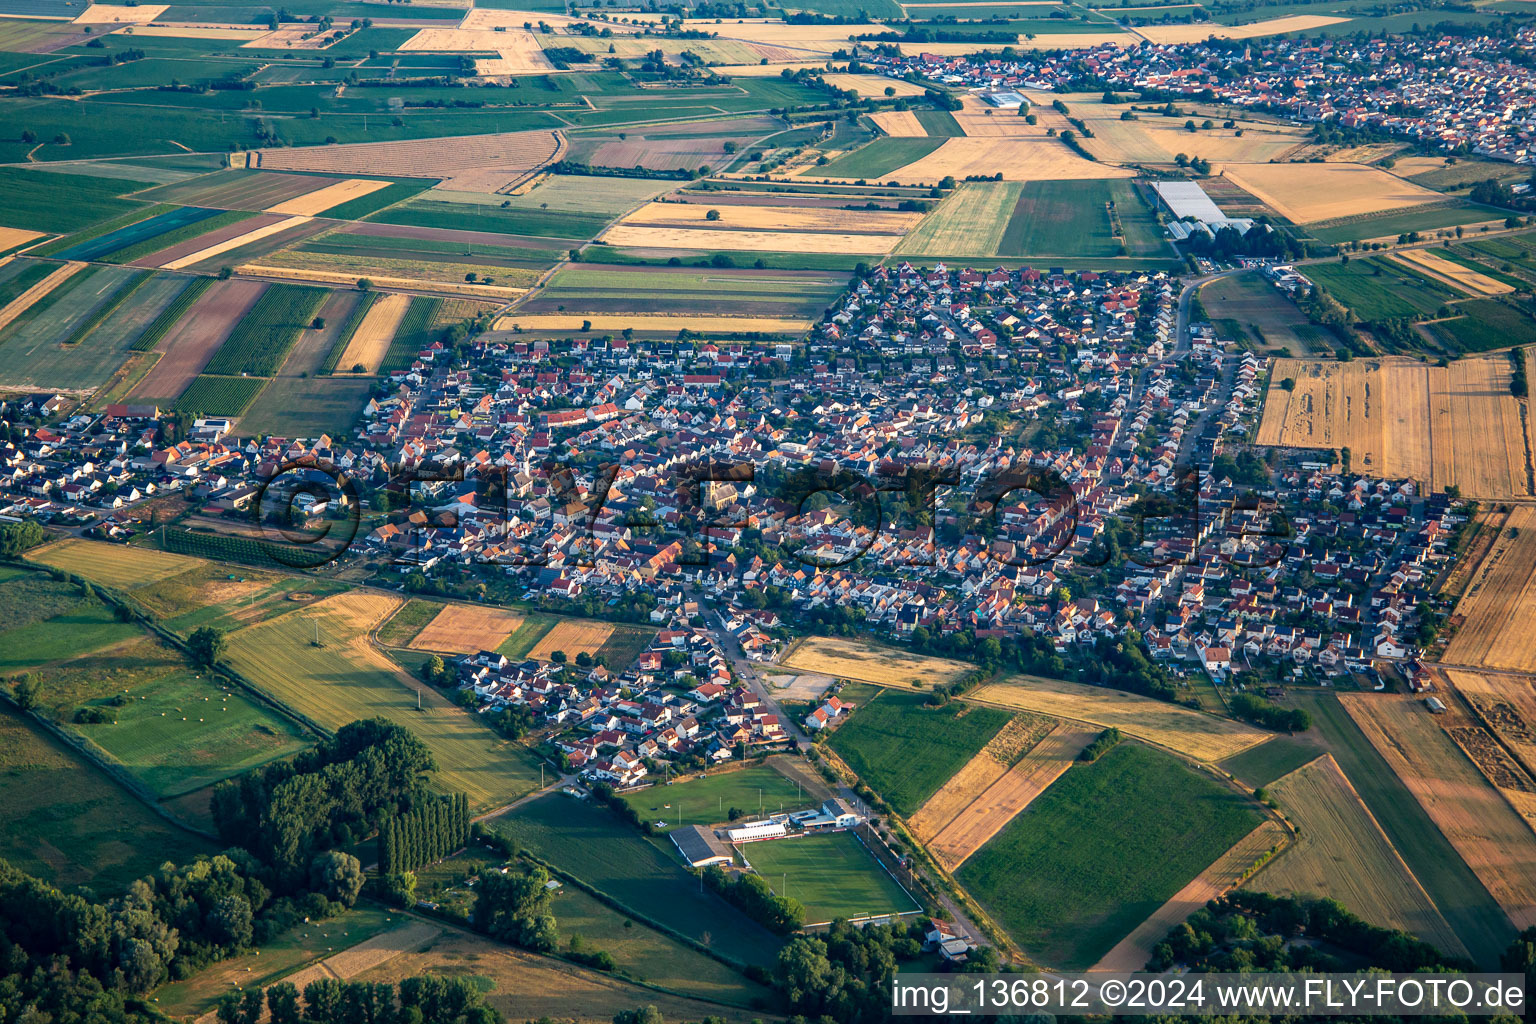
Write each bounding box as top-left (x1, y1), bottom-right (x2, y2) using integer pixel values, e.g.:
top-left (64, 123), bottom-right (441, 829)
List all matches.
top-left (378, 793), bottom-right (471, 875)
top-left (216, 976), bottom-right (496, 1024)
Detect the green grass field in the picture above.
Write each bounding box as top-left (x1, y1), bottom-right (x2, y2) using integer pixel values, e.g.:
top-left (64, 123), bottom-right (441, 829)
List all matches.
top-left (233, 374), bottom-right (374, 436)
top-left (1308, 203), bottom-right (1496, 244)
top-left (221, 592), bottom-right (542, 812)
top-left (550, 884), bottom-right (770, 1006)
top-left (737, 831), bottom-right (919, 925)
top-left (0, 166), bottom-right (148, 233)
top-left (0, 580), bottom-right (141, 672)
top-left (371, 201), bottom-right (611, 241)
top-left (957, 742), bottom-right (1262, 969)
top-left (1299, 694), bottom-right (1515, 966)
top-left (815, 137), bottom-right (946, 180)
top-left (827, 689), bottom-right (1010, 816)
top-left (152, 903), bottom-right (404, 1017)
top-left (491, 793), bottom-right (785, 966)
top-left (1428, 298), bottom-right (1536, 354)
top-left (377, 599), bottom-right (445, 647)
top-left (999, 180), bottom-right (1126, 258)
top-left (1216, 735), bottom-right (1324, 788)
top-left (0, 704), bottom-right (212, 893)
top-left (525, 264), bottom-right (847, 318)
top-left (30, 636), bottom-right (311, 798)
top-left (496, 612), bottom-right (560, 659)
top-left (1303, 258), bottom-right (1458, 320)
top-left (617, 762), bottom-right (817, 826)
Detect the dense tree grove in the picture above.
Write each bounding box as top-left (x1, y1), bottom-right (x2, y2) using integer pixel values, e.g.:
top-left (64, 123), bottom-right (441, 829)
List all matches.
top-left (216, 976), bottom-right (499, 1024)
top-left (702, 865), bottom-right (805, 935)
top-left (211, 718), bottom-right (435, 885)
top-left (0, 519), bottom-right (44, 559)
top-left (471, 864), bottom-right (558, 953)
top-left (1152, 891), bottom-right (1475, 973)
top-left (378, 793), bottom-right (471, 874)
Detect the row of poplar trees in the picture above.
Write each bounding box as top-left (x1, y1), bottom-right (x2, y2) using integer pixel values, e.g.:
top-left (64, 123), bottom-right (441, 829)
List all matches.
top-left (378, 793), bottom-right (471, 874)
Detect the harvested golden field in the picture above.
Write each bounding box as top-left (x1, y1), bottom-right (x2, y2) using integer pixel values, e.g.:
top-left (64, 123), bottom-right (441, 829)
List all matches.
top-left (1135, 14), bottom-right (1347, 42)
top-left (1444, 506), bottom-right (1536, 672)
top-left (1393, 248), bottom-right (1512, 296)
top-left (0, 227), bottom-right (42, 251)
top-left (130, 23), bottom-right (263, 39)
top-left (1222, 163), bottom-right (1443, 224)
top-left (407, 603), bottom-right (525, 656)
top-left (616, 201), bottom-right (922, 235)
top-left (923, 724), bottom-right (1095, 870)
top-left (886, 137), bottom-right (1134, 184)
top-left (74, 3), bottom-right (166, 23)
top-left (1256, 357), bottom-right (1531, 497)
top-left (337, 292), bottom-right (410, 373)
top-left (266, 178), bottom-right (390, 217)
top-left (821, 74), bottom-right (927, 97)
top-left (25, 538), bottom-right (201, 589)
top-left (908, 713), bottom-right (1054, 841)
top-left (601, 224), bottom-right (903, 254)
top-left (870, 110), bottom-right (927, 137)
top-left (257, 130), bottom-right (561, 192)
top-left (492, 312), bottom-right (810, 333)
top-left (968, 675), bottom-right (1271, 762)
top-left (688, 18), bottom-right (881, 50)
top-left (1094, 819), bottom-right (1288, 971)
top-left (781, 636), bottom-right (973, 688)
top-left (527, 619), bottom-right (616, 662)
top-left (1341, 694), bottom-right (1536, 929)
top-left (1448, 668), bottom-right (1536, 774)
top-left (400, 26), bottom-right (553, 75)
top-left (1251, 755), bottom-right (1468, 957)
top-left (161, 215), bottom-right (310, 270)
top-left (895, 181), bottom-right (1022, 257)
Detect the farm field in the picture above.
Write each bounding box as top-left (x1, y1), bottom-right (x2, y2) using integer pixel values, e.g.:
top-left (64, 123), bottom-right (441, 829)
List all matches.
top-left (1093, 818), bottom-right (1287, 971)
top-left (26, 538), bottom-right (202, 589)
top-left (496, 611), bottom-right (560, 660)
top-left (172, 374), bottom-right (268, 416)
top-left (1340, 694), bottom-right (1536, 930)
top-left (997, 179), bottom-right (1159, 258)
top-left (968, 675), bottom-right (1271, 762)
top-left (1446, 668), bottom-right (1536, 779)
top-left (781, 635), bottom-right (972, 688)
top-left (827, 687), bottom-right (1012, 816)
top-left (349, 923), bottom-right (769, 1024)
top-left (1222, 163), bottom-right (1448, 224)
top-left (492, 312), bottom-right (813, 334)
top-left (523, 264), bottom-right (848, 318)
top-left (29, 635), bottom-right (311, 798)
top-left (0, 166), bottom-right (149, 233)
top-left (0, 260), bottom-right (86, 336)
top-left (1443, 506), bottom-right (1536, 671)
top-left (887, 136), bottom-right (1134, 184)
top-left (957, 742), bottom-right (1263, 969)
top-left (1303, 257), bottom-right (1459, 320)
top-left (0, 704), bottom-right (212, 893)
top-left (152, 904), bottom-right (406, 1019)
top-left (128, 277), bottom-right (264, 402)
top-left (617, 761), bottom-right (818, 826)
top-left (255, 129), bottom-right (563, 192)
top-left (738, 830), bottom-right (920, 925)
top-left (1309, 205), bottom-right (1499, 246)
top-left (490, 793), bottom-right (786, 967)
top-left (376, 599), bottom-right (443, 648)
top-left (1428, 298), bottom-right (1536, 355)
top-left (408, 603), bottom-right (526, 656)
top-left (0, 266), bottom-right (175, 390)
top-left (1394, 247), bottom-right (1512, 296)
top-left (160, 214), bottom-right (315, 271)
top-left (1199, 271), bottom-right (1319, 353)
top-left (221, 590), bottom-right (542, 811)
top-left (548, 884), bottom-right (769, 1007)
top-left (203, 283), bottom-right (327, 376)
top-left (1256, 357), bottom-right (1532, 497)
top-left (918, 722), bottom-right (1093, 870)
top-left (334, 290), bottom-right (410, 374)
top-left (1251, 754), bottom-right (1469, 958)
top-left (894, 181), bottom-right (1022, 257)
